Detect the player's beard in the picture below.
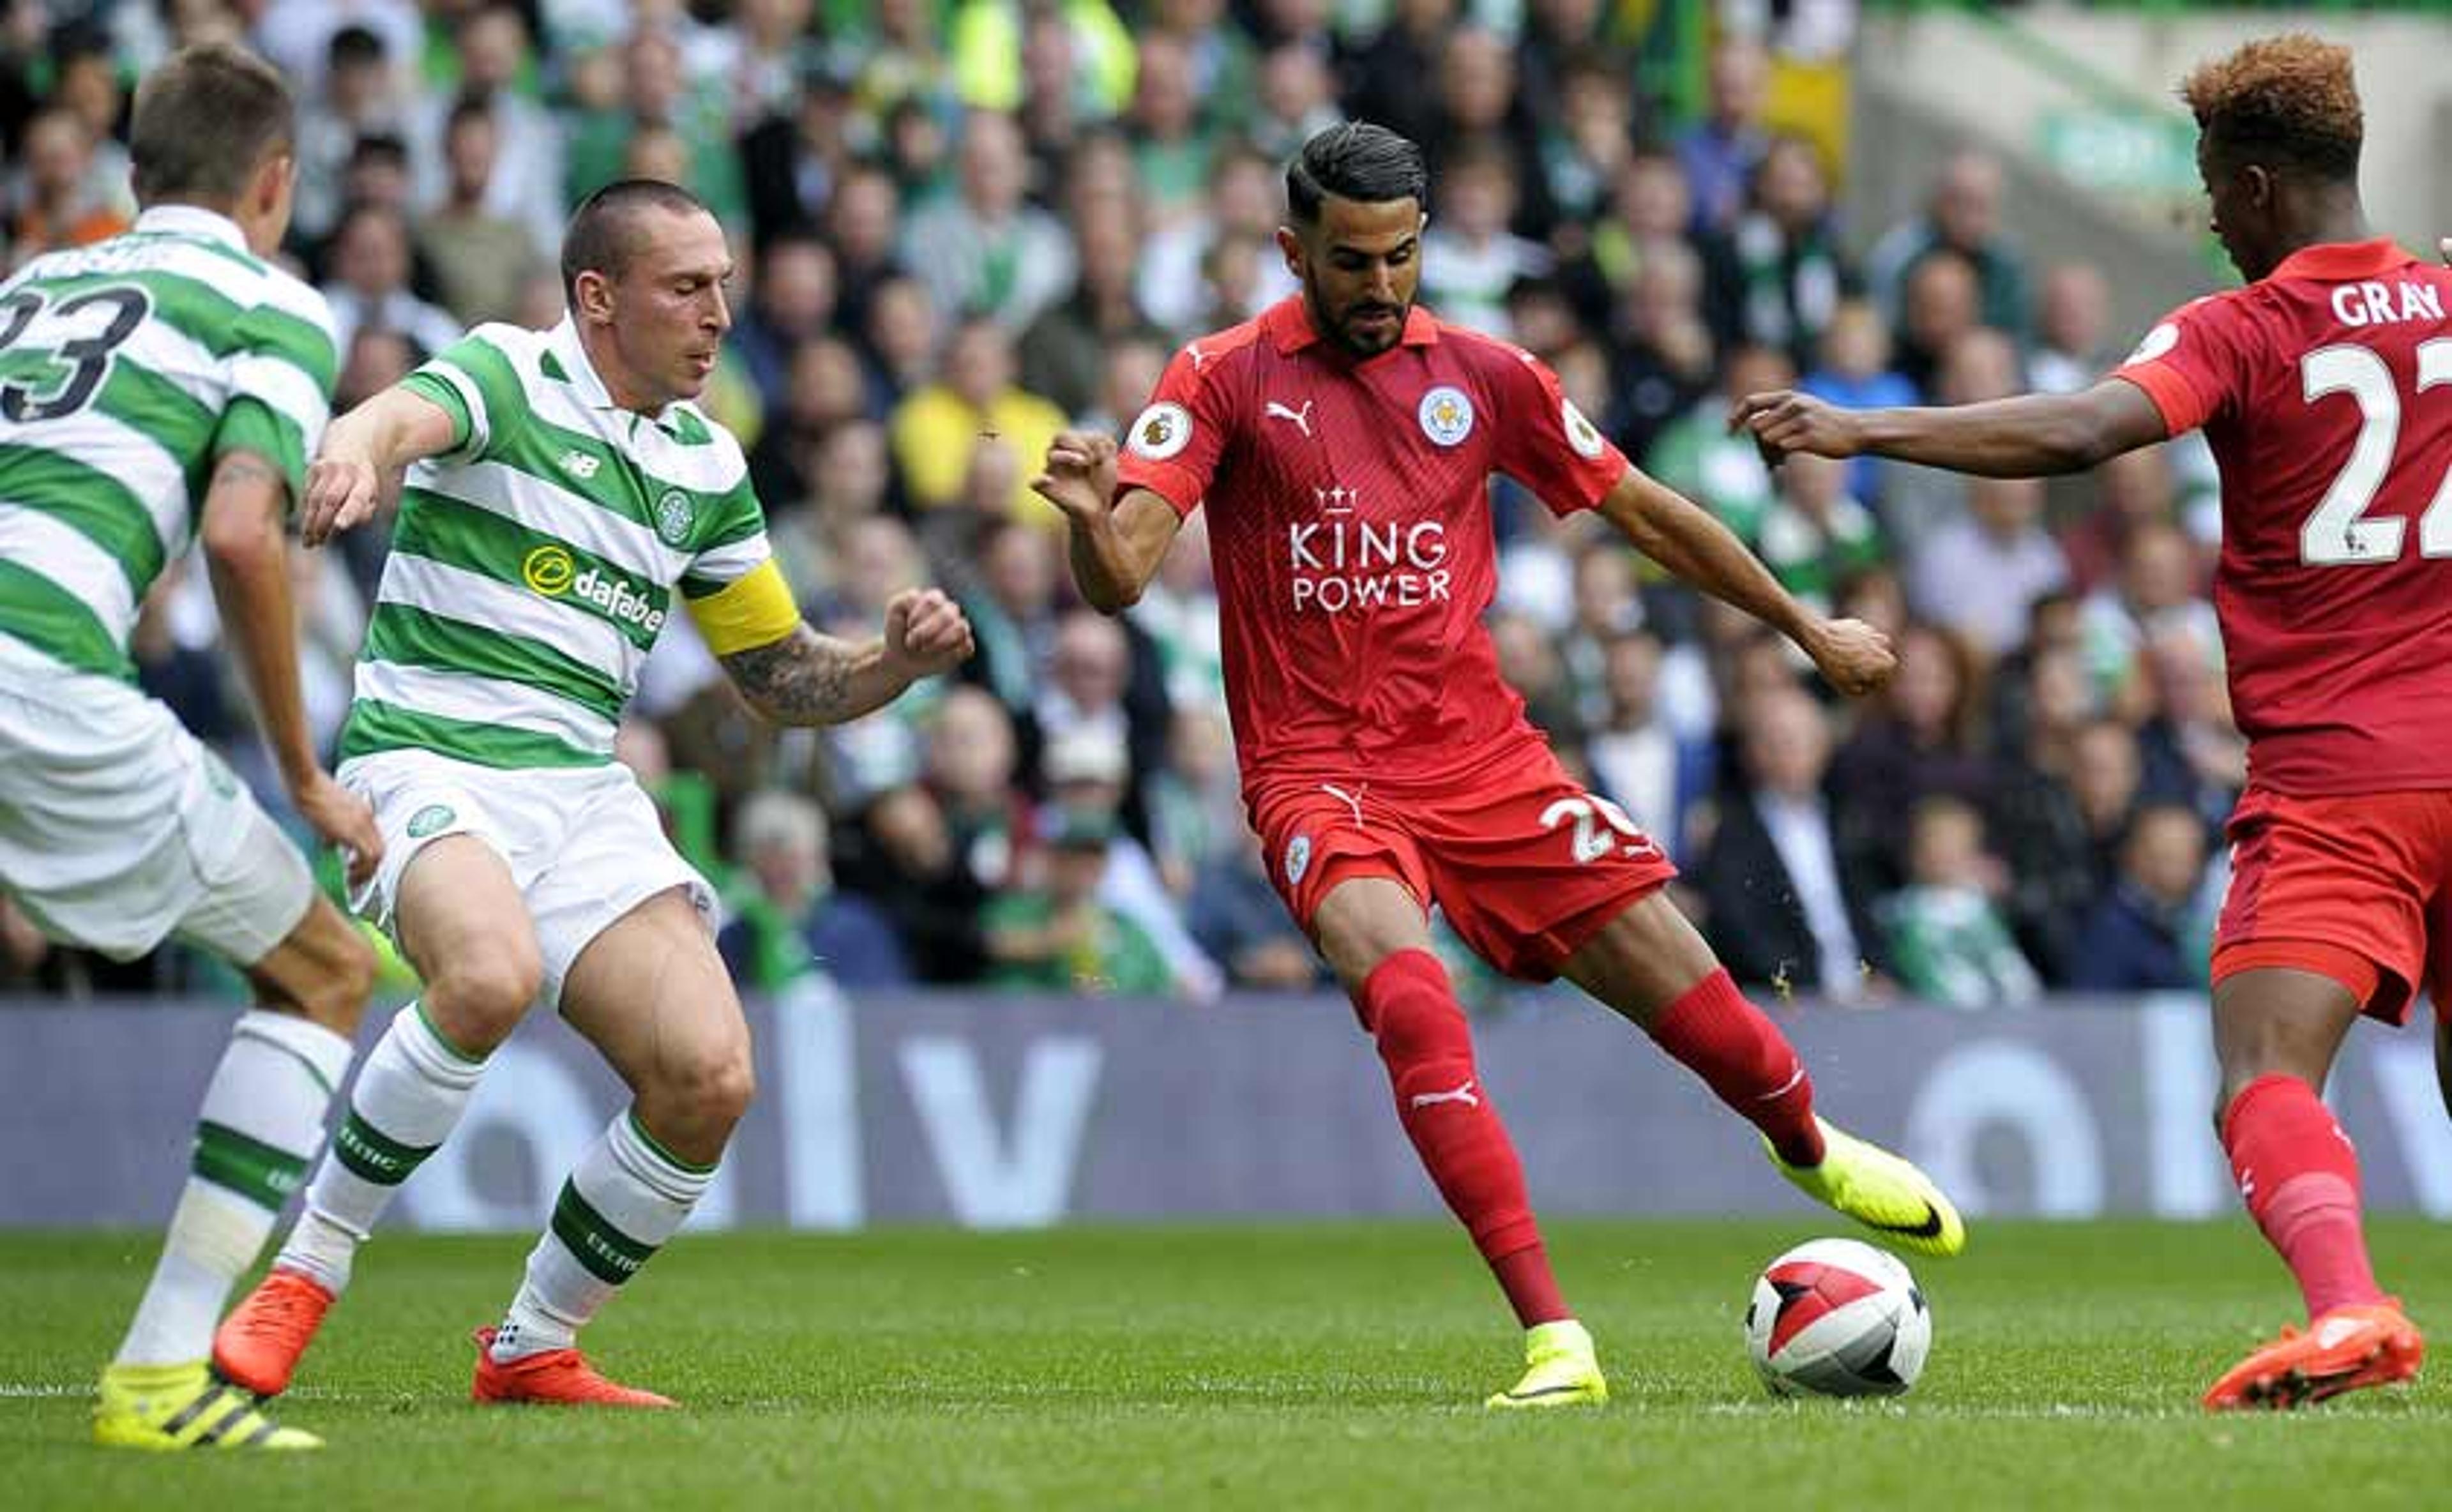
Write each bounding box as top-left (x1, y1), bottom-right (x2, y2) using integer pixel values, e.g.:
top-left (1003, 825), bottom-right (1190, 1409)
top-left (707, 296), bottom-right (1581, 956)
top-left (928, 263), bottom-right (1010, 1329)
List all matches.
top-left (1314, 288), bottom-right (1409, 358)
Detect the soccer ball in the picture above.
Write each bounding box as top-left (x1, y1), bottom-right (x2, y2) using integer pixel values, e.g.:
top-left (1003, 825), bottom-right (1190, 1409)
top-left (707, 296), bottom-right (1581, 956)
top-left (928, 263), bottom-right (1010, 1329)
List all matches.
top-left (1743, 1237), bottom-right (1930, 1398)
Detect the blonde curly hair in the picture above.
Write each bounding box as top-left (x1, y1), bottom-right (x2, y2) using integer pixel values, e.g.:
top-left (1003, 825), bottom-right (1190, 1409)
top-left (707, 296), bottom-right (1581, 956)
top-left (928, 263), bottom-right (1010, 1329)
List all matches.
top-left (2179, 34), bottom-right (2362, 180)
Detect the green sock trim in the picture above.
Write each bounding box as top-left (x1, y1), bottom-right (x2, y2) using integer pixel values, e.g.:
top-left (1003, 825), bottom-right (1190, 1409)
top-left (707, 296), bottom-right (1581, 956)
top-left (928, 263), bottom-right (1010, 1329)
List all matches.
top-left (625, 1109), bottom-right (718, 1175)
top-left (412, 1001), bottom-right (487, 1066)
top-left (192, 1121), bottom-right (309, 1212)
top-left (331, 1110), bottom-right (438, 1184)
top-left (549, 1179), bottom-right (656, 1286)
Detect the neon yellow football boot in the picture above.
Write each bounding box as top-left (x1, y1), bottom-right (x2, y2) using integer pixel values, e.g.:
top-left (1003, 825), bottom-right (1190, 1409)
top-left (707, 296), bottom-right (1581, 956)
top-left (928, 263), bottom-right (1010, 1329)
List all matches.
top-left (93, 1361), bottom-right (322, 1451)
top-left (1766, 1116), bottom-right (1966, 1259)
top-left (1485, 1319), bottom-right (1609, 1409)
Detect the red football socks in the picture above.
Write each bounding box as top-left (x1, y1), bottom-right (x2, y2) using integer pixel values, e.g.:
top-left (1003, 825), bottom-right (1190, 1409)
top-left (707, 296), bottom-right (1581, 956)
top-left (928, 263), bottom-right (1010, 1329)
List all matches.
top-left (1646, 969), bottom-right (1826, 1168)
top-left (1358, 949), bottom-right (1566, 1327)
top-left (2221, 1074), bottom-right (2386, 1320)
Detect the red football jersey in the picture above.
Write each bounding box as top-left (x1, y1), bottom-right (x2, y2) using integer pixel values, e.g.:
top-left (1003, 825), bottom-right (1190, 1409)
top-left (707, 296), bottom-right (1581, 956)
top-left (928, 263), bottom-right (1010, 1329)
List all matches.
top-left (1116, 296), bottom-right (1630, 787)
top-left (2115, 239), bottom-right (2452, 796)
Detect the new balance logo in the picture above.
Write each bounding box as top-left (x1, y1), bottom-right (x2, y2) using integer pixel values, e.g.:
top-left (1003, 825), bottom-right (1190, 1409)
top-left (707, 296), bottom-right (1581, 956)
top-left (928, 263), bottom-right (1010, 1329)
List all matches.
top-left (1266, 399), bottom-right (1315, 437)
top-left (1410, 1080), bottom-right (1480, 1110)
top-left (558, 450), bottom-right (602, 480)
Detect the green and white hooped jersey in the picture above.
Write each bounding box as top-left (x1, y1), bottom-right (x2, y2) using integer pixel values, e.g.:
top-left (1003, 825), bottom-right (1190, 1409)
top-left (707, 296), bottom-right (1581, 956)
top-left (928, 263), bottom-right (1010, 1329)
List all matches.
top-left (0, 205), bottom-right (337, 680)
top-left (339, 319), bottom-right (773, 771)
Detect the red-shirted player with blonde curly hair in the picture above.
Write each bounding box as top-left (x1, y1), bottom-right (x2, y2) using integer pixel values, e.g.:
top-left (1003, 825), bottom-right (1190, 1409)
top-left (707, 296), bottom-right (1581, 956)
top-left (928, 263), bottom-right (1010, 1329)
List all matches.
top-left (1741, 35), bottom-right (2451, 1410)
top-left (1036, 121), bottom-right (1965, 1411)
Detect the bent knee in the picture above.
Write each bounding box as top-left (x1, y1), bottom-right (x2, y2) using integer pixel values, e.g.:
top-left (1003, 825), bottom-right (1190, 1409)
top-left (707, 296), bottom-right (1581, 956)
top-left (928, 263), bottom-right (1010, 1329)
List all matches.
top-left (666, 1041), bottom-right (756, 1130)
top-left (426, 945), bottom-right (544, 1046)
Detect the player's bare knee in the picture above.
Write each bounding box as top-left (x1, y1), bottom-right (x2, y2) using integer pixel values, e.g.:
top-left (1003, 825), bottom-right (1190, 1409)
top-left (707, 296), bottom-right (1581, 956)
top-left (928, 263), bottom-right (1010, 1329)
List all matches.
top-left (302, 925), bottom-right (379, 1032)
top-left (656, 1035), bottom-right (756, 1139)
top-left (425, 946), bottom-right (542, 1052)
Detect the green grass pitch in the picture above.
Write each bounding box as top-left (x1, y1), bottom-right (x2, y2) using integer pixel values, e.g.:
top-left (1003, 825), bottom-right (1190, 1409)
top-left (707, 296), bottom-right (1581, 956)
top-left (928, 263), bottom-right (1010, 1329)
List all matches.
top-left (8, 1220), bottom-right (2449, 1509)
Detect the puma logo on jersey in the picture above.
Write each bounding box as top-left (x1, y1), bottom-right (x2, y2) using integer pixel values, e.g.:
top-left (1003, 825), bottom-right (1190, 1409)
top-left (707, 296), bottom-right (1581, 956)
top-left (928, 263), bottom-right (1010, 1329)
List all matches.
top-left (1410, 1080), bottom-right (1480, 1110)
top-left (1266, 399), bottom-right (1315, 437)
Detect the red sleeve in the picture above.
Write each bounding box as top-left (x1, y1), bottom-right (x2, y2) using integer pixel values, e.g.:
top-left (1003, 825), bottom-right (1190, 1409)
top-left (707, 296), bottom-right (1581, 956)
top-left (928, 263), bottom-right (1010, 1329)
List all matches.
top-left (1114, 342), bottom-right (1237, 518)
top-left (1485, 344), bottom-right (1631, 517)
top-left (2112, 295), bottom-right (2255, 437)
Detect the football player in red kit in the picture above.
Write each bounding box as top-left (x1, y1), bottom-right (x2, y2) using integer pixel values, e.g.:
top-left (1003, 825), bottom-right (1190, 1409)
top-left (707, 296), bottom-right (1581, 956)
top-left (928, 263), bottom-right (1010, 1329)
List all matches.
top-left (1034, 122), bottom-right (1964, 1410)
top-left (1738, 36), bottom-right (2446, 1410)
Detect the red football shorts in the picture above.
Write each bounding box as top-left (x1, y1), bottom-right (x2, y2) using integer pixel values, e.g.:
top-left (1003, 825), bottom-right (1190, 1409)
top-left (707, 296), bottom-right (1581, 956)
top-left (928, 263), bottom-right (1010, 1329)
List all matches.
top-left (1246, 740), bottom-right (1677, 981)
top-left (2212, 786), bottom-right (2452, 1024)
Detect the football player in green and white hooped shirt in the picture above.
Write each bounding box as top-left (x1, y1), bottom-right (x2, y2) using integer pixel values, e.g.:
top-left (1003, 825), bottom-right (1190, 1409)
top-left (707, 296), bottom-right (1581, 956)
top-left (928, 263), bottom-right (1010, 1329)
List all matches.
top-left (0, 47), bottom-right (386, 1452)
top-left (215, 179), bottom-right (974, 1408)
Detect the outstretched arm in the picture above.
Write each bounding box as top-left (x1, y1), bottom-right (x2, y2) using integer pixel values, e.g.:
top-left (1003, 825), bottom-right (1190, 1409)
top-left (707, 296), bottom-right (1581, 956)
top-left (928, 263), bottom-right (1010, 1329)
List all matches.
top-left (300, 386), bottom-right (460, 545)
top-left (1032, 430), bottom-right (1184, 612)
top-left (1732, 377), bottom-right (2168, 478)
top-left (1597, 467), bottom-right (1896, 697)
top-left (717, 588), bottom-right (974, 726)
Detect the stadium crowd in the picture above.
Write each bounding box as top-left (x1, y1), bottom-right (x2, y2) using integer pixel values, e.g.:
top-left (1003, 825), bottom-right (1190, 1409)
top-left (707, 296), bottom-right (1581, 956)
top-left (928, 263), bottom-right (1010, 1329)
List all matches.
top-left (0, 0), bottom-right (2238, 1009)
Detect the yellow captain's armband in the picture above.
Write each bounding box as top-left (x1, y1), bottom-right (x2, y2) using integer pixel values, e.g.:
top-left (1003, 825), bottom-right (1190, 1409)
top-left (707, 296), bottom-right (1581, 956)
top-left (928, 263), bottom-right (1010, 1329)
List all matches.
top-left (686, 559), bottom-right (801, 654)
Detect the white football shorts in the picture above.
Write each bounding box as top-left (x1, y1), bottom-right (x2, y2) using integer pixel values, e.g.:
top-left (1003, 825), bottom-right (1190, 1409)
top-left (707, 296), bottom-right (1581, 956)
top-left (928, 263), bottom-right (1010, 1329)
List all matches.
top-left (338, 746), bottom-right (716, 1010)
top-left (0, 632), bottom-right (314, 966)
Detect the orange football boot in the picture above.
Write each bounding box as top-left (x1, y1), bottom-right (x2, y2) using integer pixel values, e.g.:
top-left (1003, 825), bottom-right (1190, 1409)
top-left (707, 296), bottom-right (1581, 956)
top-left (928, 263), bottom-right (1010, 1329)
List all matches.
top-left (213, 1269), bottom-right (336, 1397)
top-left (469, 1327), bottom-right (676, 1408)
top-left (2203, 1299), bottom-right (2424, 1410)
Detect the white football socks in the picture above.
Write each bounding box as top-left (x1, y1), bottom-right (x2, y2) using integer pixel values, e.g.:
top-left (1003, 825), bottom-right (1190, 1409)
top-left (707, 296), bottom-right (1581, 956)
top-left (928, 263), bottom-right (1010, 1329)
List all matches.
top-left (493, 1110), bottom-right (715, 1361)
top-left (277, 1002), bottom-right (486, 1294)
top-left (115, 1011), bottom-right (354, 1367)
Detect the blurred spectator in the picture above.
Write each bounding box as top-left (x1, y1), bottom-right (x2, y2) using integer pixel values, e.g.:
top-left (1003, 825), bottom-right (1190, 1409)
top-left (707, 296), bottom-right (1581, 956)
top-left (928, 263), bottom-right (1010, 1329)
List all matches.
top-left (1558, 539), bottom-right (1643, 725)
top-left (2133, 626), bottom-right (2244, 831)
top-left (1908, 475), bottom-right (2071, 660)
top-left (2068, 717), bottom-right (2147, 878)
top-left (718, 791), bottom-right (913, 990)
top-left (414, 94), bottom-right (543, 328)
top-left (1889, 246), bottom-right (1981, 402)
top-left (960, 517), bottom-right (1066, 715)
top-left (1249, 43), bottom-right (1340, 166)
top-left (902, 109), bottom-right (1075, 332)
top-left (850, 0), bottom-right (956, 126)
top-left (1020, 199), bottom-right (1165, 418)
top-left (1421, 140), bottom-right (1551, 337)
top-left (1866, 147), bottom-right (2029, 343)
top-left (732, 231), bottom-right (840, 412)
top-left (1152, 0), bottom-right (1257, 138)
top-left (927, 684), bottom-right (1031, 895)
top-left (43, 26), bottom-right (132, 218)
top-left (1148, 706), bottom-right (1241, 896)
top-left (412, 4), bottom-right (564, 251)
top-left (1081, 335), bottom-right (1170, 436)
top-left (1828, 623), bottom-right (1994, 893)
top-left (8, 107), bottom-right (125, 264)
top-left (1425, 27), bottom-right (1549, 236)
top-left (1676, 35), bottom-right (1771, 236)
top-left (862, 272), bottom-right (944, 403)
top-left (1187, 826), bottom-right (1326, 990)
top-left (1700, 134), bottom-right (1849, 369)
top-left (2061, 441), bottom-right (2184, 593)
top-left (1985, 644), bottom-right (2107, 979)
top-left (889, 315), bottom-right (1068, 522)
top-left (1882, 324), bottom-right (2024, 554)
top-left (255, 0), bottom-right (422, 102)
top-left (1601, 237), bottom-right (1715, 461)
top-left (1878, 797), bottom-right (2041, 1009)
top-left (291, 24), bottom-right (406, 243)
top-left (1537, 63), bottom-right (1636, 258)
top-left (1586, 628), bottom-right (1711, 861)
top-left (2069, 803), bottom-right (2209, 993)
top-left (1799, 298), bottom-right (1915, 503)
top-left (1139, 139), bottom-right (1294, 335)
top-left (1757, 451), bottom-right (1883, 617)
top-left (1647, 344), bottom-right (1793, 544)
top-left (984, 805), bottom-right (1174, 994)
top-left (1491, 609), bottom-right (1580, 748)
top-left (1126, 32), bottom-right (1215, 226)
top-left (2029, 260), bottom-right (2114, 395)
top-left (716, 0), bottom-right (825, 127)
top-left (1127, 510), bottom-right (1224, 709)
top-left (950, 0), bottom-right (1135, 119)
top-left (320, 200), bottom-right (463, 356)
top-left (2077, 518), bottom-right (2220, 709)
top-left (569, 25), bottom-right (747, 225)
top-left (750, 336), bottom-right (875, 513)
top-left (1342, 0), bottom-right (1453, 151)
top-left (742, 64), bottom-right (858, 250)
top-left (1698, 683), bottom-right (1886, 1001)
top-left (822, 164), bottom-right (909, 333)
top-left (840, 782), bottom-right (990, 982)
top-left (1039, 727), bottom-right (1221, 998)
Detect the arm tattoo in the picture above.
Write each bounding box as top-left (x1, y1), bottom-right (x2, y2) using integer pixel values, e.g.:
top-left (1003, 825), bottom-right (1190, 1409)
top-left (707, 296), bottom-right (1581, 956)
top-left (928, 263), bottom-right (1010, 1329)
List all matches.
top-left (213, 452), bottom-right (283, 490)
top-left (718, 623), bottom-right (865, 726)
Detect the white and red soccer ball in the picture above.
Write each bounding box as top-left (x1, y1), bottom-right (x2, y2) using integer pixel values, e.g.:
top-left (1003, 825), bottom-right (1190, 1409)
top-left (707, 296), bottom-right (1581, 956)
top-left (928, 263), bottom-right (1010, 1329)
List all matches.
top-left (1744, 1238), bottom-right (1931, 1398)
